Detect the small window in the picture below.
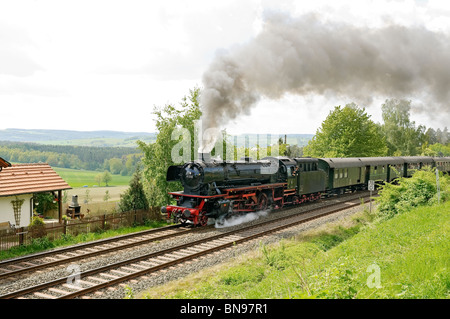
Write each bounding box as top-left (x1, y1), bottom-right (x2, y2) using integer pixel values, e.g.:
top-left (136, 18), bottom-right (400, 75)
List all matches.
top-left (335, 171), bottom-right (338, 179)
top-left (339, 170), bottom-right (343, 178)
top-left (344, 169), bottom-right (348, 178)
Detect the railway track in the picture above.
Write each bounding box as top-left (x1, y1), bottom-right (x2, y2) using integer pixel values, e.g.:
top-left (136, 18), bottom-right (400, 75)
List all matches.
top-left (0, 223), bottom-right (192, 281)
top-left (0, 193), bottom-right (373, 299)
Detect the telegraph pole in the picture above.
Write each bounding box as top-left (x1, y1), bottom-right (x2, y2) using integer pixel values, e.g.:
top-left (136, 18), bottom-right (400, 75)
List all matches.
top-left (436, 169), bottom-right (440, 204)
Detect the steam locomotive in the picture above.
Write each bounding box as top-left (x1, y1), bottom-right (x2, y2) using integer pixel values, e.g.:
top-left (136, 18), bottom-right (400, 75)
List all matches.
top-left (161, 153), bottom-right (450, 226)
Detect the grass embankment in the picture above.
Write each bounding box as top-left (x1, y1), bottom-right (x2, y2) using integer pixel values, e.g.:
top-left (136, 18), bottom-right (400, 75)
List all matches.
top-left (0, 220), bottom-right (170, 261)
top-left (53, 167), bottom-right (131, 188)
top-left (142, 201), bottom-right (449, 299)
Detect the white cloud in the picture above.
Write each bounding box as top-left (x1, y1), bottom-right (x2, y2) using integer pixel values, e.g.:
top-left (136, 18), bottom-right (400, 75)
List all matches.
top-left (0, 0), bottom-right (449, 134)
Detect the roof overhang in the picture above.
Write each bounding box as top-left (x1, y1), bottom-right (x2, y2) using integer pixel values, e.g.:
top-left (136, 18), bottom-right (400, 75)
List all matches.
top-left (0, 163), bottom-right (72, 197)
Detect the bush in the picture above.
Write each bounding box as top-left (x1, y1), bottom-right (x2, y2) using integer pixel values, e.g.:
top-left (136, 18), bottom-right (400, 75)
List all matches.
top-left (28, 216), bottom-right (47, 238)
top-left (119, 166), bottom-right (149, 212)
top-left (375, 168), bottom-right (449, 219)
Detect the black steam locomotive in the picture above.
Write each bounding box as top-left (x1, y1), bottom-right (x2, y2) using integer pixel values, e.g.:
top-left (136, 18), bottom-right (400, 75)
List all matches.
top-left (161, 153), bottom-right (450, 226)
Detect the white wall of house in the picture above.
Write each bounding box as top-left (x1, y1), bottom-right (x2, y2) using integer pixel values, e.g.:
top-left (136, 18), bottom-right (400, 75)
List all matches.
top-left (0, 194), bottom-right (33, 228)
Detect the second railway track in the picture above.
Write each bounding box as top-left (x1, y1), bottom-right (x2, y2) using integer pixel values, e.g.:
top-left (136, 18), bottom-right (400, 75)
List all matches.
top-left (0, 223), bottom-right (193, 281)
top-left (0, 192), bottom-right (374, 299)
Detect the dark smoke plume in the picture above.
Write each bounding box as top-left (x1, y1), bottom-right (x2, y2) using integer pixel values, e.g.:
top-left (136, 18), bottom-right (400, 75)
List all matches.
top-left (199, 12), bottom-right (450, 151)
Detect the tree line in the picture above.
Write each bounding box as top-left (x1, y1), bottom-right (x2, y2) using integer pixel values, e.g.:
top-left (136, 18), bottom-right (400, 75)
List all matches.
top-left (303, 99), bottom-right (450, 158)
top-left (0, 142), bottom-right (143, 175)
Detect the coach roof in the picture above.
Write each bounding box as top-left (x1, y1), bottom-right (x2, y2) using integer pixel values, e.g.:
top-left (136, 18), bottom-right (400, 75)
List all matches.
top-left (319, 158), bottom-right (365, 168)
top-left (319, 157), bottom-right (406, 168)
top-left (400, 156), bottom-right (434, 163)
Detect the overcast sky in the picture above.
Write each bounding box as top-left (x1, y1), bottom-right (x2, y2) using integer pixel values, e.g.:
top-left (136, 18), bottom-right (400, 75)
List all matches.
top-left (1, 0), bottom-right (449, 135)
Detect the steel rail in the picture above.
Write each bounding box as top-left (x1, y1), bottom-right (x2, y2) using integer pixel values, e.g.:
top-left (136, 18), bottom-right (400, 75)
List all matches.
top-left (0, 224), bottom-right (189, 280)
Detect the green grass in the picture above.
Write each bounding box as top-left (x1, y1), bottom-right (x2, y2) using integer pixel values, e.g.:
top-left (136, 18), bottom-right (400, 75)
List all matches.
top-left (53, 167), bottom-right (131, 188)
top-left (0, 220), bottom-right (170, 261)
top-left (142, 201), bottom-right (449, 299)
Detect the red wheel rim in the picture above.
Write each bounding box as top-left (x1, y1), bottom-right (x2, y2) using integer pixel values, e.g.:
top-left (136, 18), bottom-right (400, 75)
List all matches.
top-left (199, 211), bottom-right (208, 227)
top-left (258, 193), bottom-right (268, 211)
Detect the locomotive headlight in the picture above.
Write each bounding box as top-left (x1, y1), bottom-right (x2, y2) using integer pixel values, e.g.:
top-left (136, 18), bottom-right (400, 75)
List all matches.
top-left (161, 206), bottom-right (167, 214)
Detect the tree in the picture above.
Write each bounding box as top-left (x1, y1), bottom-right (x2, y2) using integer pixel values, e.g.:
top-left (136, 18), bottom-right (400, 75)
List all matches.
top-left (108, 158), bottom-right (124, 174)
top-left (381, 99), bottom-right (426, 156)
top-left (137, 87), bottom-right (201, 207)
top-left (83, 189), bottom-right (92, 204)
top-left (285, 145), bottom-right (303, 157)
top-left (119, 165), bottom-right (149, 212)
top-left (425, 128), bottom-right (437, 145)
top-left (303, 103), bottom-right (387, 158)
top-left (102, 171), bottom-right (112, 186)
top-left (278, 137), bottom-right (287, 156)
top-left (436, 127), bottom-right (449, 144)
top-left (103, 190), bottom-right (110, 203)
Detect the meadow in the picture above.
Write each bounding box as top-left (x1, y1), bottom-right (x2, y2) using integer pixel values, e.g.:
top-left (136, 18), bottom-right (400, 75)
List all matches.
top-left (53, 167), bottom-right (131, 188)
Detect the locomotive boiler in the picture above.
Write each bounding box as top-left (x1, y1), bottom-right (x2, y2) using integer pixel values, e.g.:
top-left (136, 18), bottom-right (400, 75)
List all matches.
top-left (166, 154), bottom-right (281, 196)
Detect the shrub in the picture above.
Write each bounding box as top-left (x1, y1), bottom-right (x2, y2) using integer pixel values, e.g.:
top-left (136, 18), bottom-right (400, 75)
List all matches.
top-left (119, 166), bottom-right (149, 212)
top-left (28, 216), bottom-right (47, 238)
top-left (375, 168), bottom-right (449, 219)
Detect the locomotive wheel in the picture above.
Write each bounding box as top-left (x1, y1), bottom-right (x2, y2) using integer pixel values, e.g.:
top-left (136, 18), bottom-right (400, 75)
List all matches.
top-left (257, 193), bottom-right (268, 211)
top-left (198, 211), bottom-right (208, 227)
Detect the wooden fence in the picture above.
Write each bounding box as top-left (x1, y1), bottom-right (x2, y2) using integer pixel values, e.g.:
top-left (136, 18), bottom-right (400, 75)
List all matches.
top-left (0, 207), bottom-right (162, 252)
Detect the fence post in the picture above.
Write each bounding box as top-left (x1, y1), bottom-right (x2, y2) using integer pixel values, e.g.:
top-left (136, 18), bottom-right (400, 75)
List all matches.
top-left (63, 219), bottom-right (67, 235)
top-left (19, 227), bottom-right (24, 246)
top-left (102, 214), bottom-right (106, 230)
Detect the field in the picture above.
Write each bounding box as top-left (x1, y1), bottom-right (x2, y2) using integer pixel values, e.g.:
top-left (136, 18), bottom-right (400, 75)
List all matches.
top-left (141, 201), bottom-right (450, 299)
top-left (53, 167), bottom-right (131, 188)
top-left (51, 167), bottom-right (131, 216)
top-left (66, 186), bottom-right (129, 203)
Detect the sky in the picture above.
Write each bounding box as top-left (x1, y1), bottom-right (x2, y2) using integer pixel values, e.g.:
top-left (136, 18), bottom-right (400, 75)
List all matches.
top-left (1, 0), bottom-right (449, 136)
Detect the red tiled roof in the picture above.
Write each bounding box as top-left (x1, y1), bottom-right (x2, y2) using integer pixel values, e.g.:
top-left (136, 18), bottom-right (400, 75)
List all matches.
top-left (0, 157), bottom-right (11, 169)
top-left (0, 163), bottom-right (71, 197)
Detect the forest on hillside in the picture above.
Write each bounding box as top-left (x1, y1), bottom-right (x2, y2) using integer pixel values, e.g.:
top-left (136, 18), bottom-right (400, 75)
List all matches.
top-left (0, 141), bottom-right (142, 175)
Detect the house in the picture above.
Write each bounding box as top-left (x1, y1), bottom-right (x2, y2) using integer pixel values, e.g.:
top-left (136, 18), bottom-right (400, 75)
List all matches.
top-left (0, 158), bottom-right (71, 227)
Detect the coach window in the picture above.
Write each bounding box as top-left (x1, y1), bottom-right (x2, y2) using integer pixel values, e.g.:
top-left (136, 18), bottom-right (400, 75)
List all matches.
top-left (344, 169), bottom-right (348, 178)
top-left (335, 170), bottom-right (339, 179)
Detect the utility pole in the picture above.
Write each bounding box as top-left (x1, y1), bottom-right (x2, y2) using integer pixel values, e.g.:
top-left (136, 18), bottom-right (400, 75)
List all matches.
top-left (368, 180), bottom-right (375, 214)
top-left (436, 169), bottom-right (440, 204)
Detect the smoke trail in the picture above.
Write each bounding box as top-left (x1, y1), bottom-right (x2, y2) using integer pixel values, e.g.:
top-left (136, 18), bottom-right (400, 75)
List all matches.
top-left (200, 12), bottom-right (450, 151)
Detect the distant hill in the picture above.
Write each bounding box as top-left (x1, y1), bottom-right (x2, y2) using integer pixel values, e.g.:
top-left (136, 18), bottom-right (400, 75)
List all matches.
top-left (0, 129), bottom-right (157, 147)
top-left (0, 129), bottom-right (313, 148)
